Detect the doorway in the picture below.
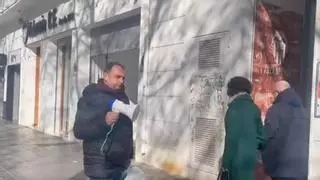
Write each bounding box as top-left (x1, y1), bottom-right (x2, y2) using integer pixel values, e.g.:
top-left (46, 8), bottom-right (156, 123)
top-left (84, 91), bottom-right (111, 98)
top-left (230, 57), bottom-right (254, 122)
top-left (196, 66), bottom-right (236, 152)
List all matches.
top-left (90, 14), bottom-right (141, 157)
top-left (0, 54), bottom-right (6, 119)
top-left (252, 1), bottom-right (314, 179)
top-left (106, 49), bottom-right (140, 103)
top-left (90, 14), bottom-right (141, 103)
top-left (34, 47), bottom-right (41, 128)
top-left (252, 0), bottom-right (309, 118)
top-left (54, 37), bottom-right (72, 137)
top-left (5, 64), bottom-right (20, 123)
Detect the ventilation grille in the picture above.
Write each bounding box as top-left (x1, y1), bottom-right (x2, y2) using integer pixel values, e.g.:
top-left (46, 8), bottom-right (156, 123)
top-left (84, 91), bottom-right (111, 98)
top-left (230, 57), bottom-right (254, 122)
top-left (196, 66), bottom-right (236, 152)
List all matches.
top-left (198, 38), bottom-right (222, 69)
top-left (192, 118), bottom-right (220, 168)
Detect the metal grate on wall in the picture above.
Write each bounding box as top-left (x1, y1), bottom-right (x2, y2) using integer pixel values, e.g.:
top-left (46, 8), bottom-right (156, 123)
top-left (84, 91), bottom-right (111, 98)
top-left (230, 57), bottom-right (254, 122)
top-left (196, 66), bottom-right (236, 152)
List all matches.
top-left (198, 34), bottom-right (226, 70)
top-left (191, 117), bottom-right (221, 168)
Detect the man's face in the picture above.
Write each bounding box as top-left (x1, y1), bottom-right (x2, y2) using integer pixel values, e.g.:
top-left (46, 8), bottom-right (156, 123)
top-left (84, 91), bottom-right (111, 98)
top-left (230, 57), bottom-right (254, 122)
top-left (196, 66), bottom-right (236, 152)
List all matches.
top-left (104, 65), bottom-right (126, 90)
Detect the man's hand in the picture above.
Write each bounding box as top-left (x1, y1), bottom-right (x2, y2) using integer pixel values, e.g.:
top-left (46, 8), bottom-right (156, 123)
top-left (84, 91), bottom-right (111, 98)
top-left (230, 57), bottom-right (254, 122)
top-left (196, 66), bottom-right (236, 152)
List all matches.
top-left (105, 112), bottom-right (119, 126)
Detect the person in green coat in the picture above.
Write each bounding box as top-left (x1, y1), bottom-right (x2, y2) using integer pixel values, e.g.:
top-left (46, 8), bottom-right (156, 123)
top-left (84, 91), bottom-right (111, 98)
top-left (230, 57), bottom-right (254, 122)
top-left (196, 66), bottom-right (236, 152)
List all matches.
top-left (222, 77), bottom-right (265, 180)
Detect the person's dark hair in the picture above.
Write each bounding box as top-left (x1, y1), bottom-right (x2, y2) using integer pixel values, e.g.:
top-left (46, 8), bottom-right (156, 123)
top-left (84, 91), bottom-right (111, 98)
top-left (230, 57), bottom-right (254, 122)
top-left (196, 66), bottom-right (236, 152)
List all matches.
top-left (103, 62), bottom-right (125, 73)
top-left (227, 76), bottom-right (252, 97)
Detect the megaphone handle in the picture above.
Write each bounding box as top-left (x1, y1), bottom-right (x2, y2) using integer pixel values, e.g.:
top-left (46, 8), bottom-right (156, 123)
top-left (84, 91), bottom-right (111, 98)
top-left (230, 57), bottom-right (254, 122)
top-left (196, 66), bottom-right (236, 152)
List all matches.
top-left (100, 123), bottom-right (115, 154)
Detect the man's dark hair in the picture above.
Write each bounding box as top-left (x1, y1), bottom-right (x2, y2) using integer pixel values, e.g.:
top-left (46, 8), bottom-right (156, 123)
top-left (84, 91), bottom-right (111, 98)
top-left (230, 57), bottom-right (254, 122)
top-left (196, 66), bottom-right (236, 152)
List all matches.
top-left (227, 76), bottom-right (252, 97)
top-left (104, 62), bottom-right (125, 73)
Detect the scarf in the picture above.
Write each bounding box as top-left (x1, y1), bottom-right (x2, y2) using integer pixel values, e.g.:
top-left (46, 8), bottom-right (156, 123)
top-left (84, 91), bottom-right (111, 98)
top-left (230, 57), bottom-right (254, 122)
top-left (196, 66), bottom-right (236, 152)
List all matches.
top-left (227, 92), bottom-right (249, 105)
top-left (97, 80), bottom-right (129, 104)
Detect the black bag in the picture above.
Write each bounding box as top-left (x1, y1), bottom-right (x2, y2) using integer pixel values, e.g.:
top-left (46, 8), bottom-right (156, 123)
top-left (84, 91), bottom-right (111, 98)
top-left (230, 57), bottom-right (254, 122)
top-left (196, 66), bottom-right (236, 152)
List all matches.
top-left (217, 168), bottom-right (229, 180)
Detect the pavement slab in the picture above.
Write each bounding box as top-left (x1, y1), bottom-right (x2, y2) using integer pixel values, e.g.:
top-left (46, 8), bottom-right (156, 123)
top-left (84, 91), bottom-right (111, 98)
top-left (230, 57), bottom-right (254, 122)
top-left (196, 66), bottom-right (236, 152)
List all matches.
top-left (0, 120), bottom-right (189, 180)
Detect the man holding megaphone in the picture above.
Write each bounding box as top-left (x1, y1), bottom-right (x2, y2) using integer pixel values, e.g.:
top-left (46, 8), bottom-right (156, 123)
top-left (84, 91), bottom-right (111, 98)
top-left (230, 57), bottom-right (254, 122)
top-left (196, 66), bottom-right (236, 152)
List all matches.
top-left (73, 62), bottom-right (140, 180)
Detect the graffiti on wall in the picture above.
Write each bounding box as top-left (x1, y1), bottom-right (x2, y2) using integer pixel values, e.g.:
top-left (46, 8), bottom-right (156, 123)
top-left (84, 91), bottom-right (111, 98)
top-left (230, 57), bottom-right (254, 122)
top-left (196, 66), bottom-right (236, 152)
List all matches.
top-left (190, 73), bottom-right (225, 118)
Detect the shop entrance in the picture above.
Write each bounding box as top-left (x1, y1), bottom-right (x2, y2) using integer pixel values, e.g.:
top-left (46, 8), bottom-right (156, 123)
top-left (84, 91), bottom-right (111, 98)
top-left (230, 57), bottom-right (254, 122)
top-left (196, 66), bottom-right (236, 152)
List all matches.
top-left (90, 14), bottom-right (141, 103)
top-left (54, 37), bottom-right (72, 137)
top-left (252, 0), bottom-right (315, 179)
top-left (252, 0), bottom-right (314, 118)
top-left (6, 64), bottom-right (20, 123)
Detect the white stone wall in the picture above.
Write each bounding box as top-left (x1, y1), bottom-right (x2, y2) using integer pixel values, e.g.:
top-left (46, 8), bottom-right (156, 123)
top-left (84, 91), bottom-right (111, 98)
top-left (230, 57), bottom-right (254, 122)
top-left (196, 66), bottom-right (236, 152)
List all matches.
top-left (6, 29), bottom-right (23, 53)
top-left (67, 28), bottom-right (91, 141)
top-left (39, 40), bottom-right (58, 135)
top-left (19, 47), bottom-right (36, 127)
top-left (309, 1), bottom-right (320, 179)
top-left (74, 0), bottom-right (94, 27)
top-left (75, 0), bottom-right (140, 28)
top-left (135, 0), bottom-right (255, 179)
top-left (94, 0), bottom-right (139, 23)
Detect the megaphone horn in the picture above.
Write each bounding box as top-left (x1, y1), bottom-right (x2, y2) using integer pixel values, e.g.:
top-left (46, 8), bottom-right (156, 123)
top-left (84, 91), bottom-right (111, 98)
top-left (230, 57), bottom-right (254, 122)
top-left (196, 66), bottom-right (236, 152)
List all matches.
top-left (108, 99), bottom-right (140, 121)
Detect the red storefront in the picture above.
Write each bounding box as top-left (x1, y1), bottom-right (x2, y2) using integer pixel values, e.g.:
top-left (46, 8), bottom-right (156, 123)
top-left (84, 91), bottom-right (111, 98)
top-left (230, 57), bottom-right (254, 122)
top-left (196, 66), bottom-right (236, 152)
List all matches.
top-left (252, 0), bottom-right (315, 179)
top-left (252, 0), bottom-right (312, 119)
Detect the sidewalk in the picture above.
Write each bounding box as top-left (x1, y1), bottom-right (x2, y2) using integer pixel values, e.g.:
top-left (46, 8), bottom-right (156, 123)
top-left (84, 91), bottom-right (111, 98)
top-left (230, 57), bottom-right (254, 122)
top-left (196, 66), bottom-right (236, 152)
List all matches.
top-left (0, 120), bottom-right (186, 180)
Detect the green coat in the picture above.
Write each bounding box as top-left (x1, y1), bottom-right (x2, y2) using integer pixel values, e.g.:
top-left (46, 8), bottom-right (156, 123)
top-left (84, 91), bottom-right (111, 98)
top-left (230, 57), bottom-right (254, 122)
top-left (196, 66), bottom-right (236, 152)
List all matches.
top-left (222, 94), bottom-right (265, 180)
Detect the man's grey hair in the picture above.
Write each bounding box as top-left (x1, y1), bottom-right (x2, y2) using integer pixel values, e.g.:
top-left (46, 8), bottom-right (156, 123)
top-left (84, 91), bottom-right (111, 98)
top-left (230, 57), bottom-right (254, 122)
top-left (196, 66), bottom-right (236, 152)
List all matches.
top-left (275, 80), bottom-right (291, 93)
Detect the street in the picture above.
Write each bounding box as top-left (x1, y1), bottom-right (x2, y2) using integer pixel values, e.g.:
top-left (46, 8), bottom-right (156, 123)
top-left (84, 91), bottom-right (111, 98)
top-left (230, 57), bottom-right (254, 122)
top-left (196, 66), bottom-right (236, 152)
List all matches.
top-left (0, 120), bottom-right (82, 180)
top-left (0, 120), bottom-right (186, 180)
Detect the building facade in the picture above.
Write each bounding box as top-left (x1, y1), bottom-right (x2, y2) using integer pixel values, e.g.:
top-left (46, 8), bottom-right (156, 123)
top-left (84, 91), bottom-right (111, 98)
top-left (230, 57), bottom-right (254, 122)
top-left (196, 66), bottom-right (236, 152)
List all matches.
top-left (0, 0), bottom-right (319, 179)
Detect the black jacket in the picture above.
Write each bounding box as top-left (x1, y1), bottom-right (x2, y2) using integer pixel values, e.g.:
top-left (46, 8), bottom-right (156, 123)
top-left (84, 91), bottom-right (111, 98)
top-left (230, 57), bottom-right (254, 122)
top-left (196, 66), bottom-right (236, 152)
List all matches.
top-left (262, 88), bottom-right (309, 178)
top-left (73, 82), bottom-right (133, 179)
